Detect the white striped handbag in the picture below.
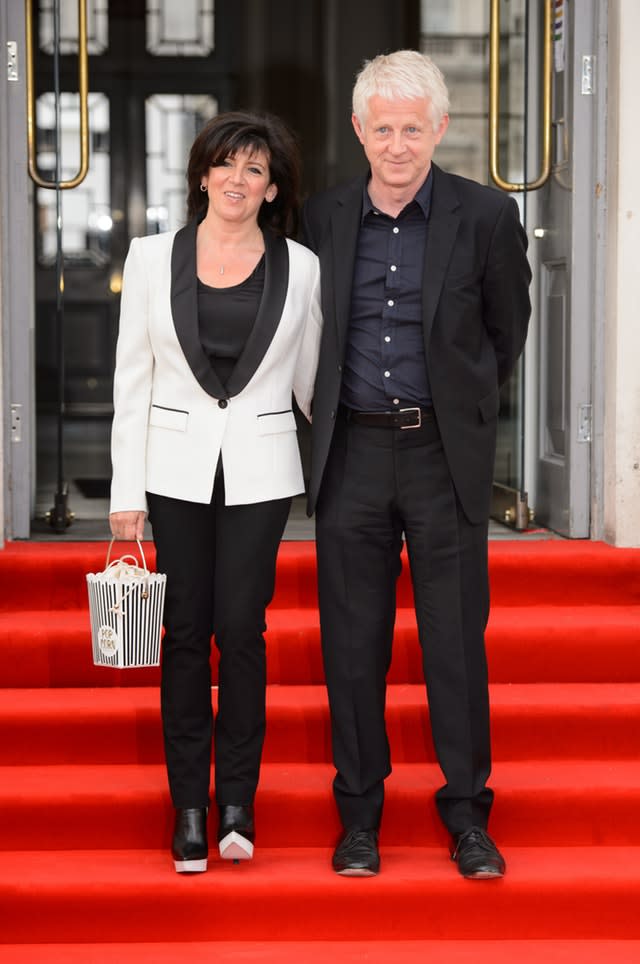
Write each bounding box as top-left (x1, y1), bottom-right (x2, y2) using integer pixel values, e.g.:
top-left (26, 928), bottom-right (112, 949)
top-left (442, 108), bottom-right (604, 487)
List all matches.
top-left (86, 539), bottom-right (166, 668)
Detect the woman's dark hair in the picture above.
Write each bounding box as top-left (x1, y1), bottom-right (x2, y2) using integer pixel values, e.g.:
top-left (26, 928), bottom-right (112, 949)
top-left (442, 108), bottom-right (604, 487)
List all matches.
top-left (186, 110), bottom-right (301, 236)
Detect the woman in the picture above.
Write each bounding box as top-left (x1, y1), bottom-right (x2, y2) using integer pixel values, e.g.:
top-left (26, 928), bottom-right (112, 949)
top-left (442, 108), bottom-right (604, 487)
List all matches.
top-left (109, 111), bottom-right (321, 873)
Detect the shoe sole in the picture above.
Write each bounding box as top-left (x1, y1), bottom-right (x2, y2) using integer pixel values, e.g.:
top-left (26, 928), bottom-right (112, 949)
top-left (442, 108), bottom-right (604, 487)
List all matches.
top-left (174, 858), bottom-right (208, 873)
top-left (218, 831), bottom-right (254, 860)
top-left (463, 869), bottom-right (505, 879)
top-left (335, 867), bottom-right (378, 877)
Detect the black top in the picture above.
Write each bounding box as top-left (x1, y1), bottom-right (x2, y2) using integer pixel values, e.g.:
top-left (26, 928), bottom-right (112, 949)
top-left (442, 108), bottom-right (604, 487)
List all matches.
top-left (197, 256), bottom-right (265, 387)
top-left (340, 170), bottom-right (433, 412)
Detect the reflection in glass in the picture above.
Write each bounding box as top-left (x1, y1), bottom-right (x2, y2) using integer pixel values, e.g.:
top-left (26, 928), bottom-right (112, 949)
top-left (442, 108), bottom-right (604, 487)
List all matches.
top-left (543, 265), bottom-right (567, 460)
top-left (420, 0), bottom-right (525, 187)
top-left (420, 0), bottom-right (527, 494)
top-left (36, 92), bottom-right (111, 265)
top-left (147, 0), bottom-right (215, 57)
top-left (39, 0), bottom-right (108, 55)
top-left (146, 95), bottom-right (218, 233)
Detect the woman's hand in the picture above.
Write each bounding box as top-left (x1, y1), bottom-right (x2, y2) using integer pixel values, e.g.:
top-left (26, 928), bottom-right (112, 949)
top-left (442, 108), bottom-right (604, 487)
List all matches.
top-left (109, 510), bottom-right (146, 541)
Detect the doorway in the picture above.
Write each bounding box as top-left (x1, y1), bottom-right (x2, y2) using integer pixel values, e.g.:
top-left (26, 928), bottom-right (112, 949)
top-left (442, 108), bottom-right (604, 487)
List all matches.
top-left (31, 0), bottom-right (234, 533)
top-left (10, 0), bottom-right (596, 538)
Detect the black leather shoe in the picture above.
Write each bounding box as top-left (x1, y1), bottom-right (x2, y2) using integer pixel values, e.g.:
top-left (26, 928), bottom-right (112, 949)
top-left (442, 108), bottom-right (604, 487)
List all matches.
top-left (172, 807), bottom-right (208, 873)
top-left (451, 826), bottom-right (505, 879)
top-left (332, 828), bottom-right (380, 877)
top-left (217, 804), bottom-right (255, 861)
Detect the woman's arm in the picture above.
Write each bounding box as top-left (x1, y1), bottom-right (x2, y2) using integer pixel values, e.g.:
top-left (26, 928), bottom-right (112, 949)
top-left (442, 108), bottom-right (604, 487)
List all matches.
top-left (110, 237), bottom-right (154, 516)
top-left (293, 256), bottom-right (323, 420)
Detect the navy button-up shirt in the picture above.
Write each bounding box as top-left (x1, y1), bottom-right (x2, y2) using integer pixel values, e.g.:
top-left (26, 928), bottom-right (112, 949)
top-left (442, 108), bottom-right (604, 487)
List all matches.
top-left (340, 170), bottom-right (433, 412)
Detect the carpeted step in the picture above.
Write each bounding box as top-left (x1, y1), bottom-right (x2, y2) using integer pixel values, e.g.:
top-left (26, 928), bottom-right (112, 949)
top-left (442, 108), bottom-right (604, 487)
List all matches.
top-left (5, 942), bottom-right (640, 963)
top-left (2, 604), bottom-right (640, 687)
top-left (1, 540), bottom-right (640, 612)
top-left (2, 683), bottom-right (639, 764)
top-left (0, 848), bottom-right (638, 942)
top-left (2, 538), bottom-right (639, 954)
top-left (0, 760), bottom-right (638, 850)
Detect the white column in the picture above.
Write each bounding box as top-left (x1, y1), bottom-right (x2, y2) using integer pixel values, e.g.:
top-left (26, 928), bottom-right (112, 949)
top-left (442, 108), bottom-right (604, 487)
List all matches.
top-left (0, 0), bottom-right (35, 541)
top-left (0, 41), bottom-right (8, 546)
top-left (603, 0), bottom-right (640, 546)
top-left (0, 254), bottom-right (5, 547)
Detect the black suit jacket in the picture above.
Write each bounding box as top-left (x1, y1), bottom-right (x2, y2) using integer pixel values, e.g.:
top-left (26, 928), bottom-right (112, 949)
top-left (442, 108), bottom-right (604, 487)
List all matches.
top-left (300, 163), bottom-right (532, 524)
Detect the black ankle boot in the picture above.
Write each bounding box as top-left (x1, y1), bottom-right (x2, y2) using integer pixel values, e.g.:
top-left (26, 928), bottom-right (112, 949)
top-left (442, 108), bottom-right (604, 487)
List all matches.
top-left (172, 807), bottom-right (208, 873)
top-left (217, 804), bottom-right (255, 861)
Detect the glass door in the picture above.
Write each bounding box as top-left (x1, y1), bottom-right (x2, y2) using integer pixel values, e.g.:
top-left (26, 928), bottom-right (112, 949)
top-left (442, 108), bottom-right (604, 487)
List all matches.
top-left (420, 0), bottom-right (535, 529)
top-left (31, 0), bottom-right (232, 531)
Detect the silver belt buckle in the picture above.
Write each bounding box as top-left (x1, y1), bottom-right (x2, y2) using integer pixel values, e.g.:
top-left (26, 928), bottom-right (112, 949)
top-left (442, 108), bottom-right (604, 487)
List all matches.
top-left (399, 407), bottom-right (421, 429)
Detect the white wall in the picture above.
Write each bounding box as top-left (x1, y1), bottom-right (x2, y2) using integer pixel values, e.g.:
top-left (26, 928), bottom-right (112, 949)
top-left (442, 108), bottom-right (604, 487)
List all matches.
top-left (603, 0), bottom-right (640, 546)
top-left (0, 254), bottom-right (4, 548)
top-left (0, 0), bottom-right (35, 542)
top-left (0, 22), bottom-right (7, 547)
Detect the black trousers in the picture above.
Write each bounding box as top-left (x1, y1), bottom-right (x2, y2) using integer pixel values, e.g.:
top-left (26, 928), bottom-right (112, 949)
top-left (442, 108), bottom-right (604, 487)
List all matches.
top-left (147, 473), bottom-right (291, 809)
top-left (315, 410), bottom-right (494, 835)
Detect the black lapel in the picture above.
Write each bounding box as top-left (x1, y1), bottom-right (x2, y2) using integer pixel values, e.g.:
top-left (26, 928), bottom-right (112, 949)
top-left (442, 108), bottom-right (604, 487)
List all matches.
top-left (422, 164), bottom-right (461, 344)
top-left (225, 231), bottom-right (289, 397)
top-left (170, 219), bottom-right (227, 399)
top-left (170, 223), bottom-right (289, 400)
top-left (329, 177), bottom-right (365, 359)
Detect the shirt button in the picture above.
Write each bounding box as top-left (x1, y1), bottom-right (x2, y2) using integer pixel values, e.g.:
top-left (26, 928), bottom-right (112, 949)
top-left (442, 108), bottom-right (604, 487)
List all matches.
top-left (384, 371), bottom-right (391, 378)
top-left (337, 364), bottom-right (342, 372)
top-left (387, 300), bottom-right (394, 307)
top-left (393, 398), bottom-right (400, 405)
top-left (384, 336), bottom-right (391, 343)
top-left (390, 265), bottom-right (397, 272)
top-left (393, 227), bottom-right (399, 234)
top-left (218, 399), bottom-right (228, 409)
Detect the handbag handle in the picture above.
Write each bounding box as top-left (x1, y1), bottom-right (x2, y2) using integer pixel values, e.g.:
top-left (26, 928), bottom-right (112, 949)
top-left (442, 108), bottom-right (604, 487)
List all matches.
top-left (104, 538), bottom-right (151, 613)
top-left (105, 537), bottom-right (148, 574)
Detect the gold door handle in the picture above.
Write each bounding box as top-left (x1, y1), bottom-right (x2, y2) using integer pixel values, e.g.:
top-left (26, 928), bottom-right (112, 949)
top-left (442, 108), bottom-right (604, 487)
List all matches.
top-left (25, 0), bottom-right (90, 190)
top-left (489, 0), bottom-right (552, 192)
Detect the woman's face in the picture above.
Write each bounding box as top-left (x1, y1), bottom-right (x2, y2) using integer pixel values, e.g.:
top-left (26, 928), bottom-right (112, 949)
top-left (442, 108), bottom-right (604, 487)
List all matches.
top-left (200, 147), bottom-right (277, 225)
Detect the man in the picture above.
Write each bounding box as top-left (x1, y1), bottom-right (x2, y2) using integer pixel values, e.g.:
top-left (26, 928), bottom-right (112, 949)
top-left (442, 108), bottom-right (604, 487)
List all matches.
top-left (301, 50), bottom-right (531, 879)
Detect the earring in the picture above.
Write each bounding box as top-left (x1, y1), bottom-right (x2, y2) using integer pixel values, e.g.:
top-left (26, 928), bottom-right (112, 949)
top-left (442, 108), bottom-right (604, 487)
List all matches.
top-left (200, 184), bottom-right (207, 193)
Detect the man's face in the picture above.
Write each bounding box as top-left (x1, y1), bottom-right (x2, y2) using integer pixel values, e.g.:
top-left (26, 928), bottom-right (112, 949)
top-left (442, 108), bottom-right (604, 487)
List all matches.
top-left (352, 94), bottom-right (448, 198)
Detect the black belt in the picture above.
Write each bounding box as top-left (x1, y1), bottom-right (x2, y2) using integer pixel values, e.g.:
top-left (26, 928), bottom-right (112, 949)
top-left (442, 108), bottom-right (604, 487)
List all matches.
top-left (341, 405), bottom-right (434, 430)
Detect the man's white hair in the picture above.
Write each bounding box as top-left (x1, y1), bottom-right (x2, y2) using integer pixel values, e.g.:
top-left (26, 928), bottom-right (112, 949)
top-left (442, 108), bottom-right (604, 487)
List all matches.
top-left (352, 49), bottom-right (450, 132)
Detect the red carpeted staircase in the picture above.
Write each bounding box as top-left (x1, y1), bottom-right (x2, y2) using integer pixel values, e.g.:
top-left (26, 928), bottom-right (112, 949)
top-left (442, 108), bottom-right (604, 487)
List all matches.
top-left (1, 539), bottom-right (640, 962)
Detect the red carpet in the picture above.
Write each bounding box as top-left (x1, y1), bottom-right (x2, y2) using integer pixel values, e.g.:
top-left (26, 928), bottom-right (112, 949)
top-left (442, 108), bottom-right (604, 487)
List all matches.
top-left (0, 539), bottom-right (639, 959)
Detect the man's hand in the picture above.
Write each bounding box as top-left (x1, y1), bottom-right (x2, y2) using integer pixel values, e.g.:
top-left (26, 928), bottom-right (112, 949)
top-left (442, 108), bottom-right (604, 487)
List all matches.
top-left (109, 510), bottom-right (146, 541)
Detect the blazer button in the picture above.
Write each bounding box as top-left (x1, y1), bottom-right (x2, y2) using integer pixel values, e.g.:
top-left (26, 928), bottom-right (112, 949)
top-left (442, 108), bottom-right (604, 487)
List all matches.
top-left (218, 399), bottom-right (228, 409)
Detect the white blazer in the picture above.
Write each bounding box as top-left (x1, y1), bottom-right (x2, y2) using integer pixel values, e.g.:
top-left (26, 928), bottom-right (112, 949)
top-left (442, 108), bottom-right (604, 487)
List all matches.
top-left (110, 222), bottom-right (322, 513)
